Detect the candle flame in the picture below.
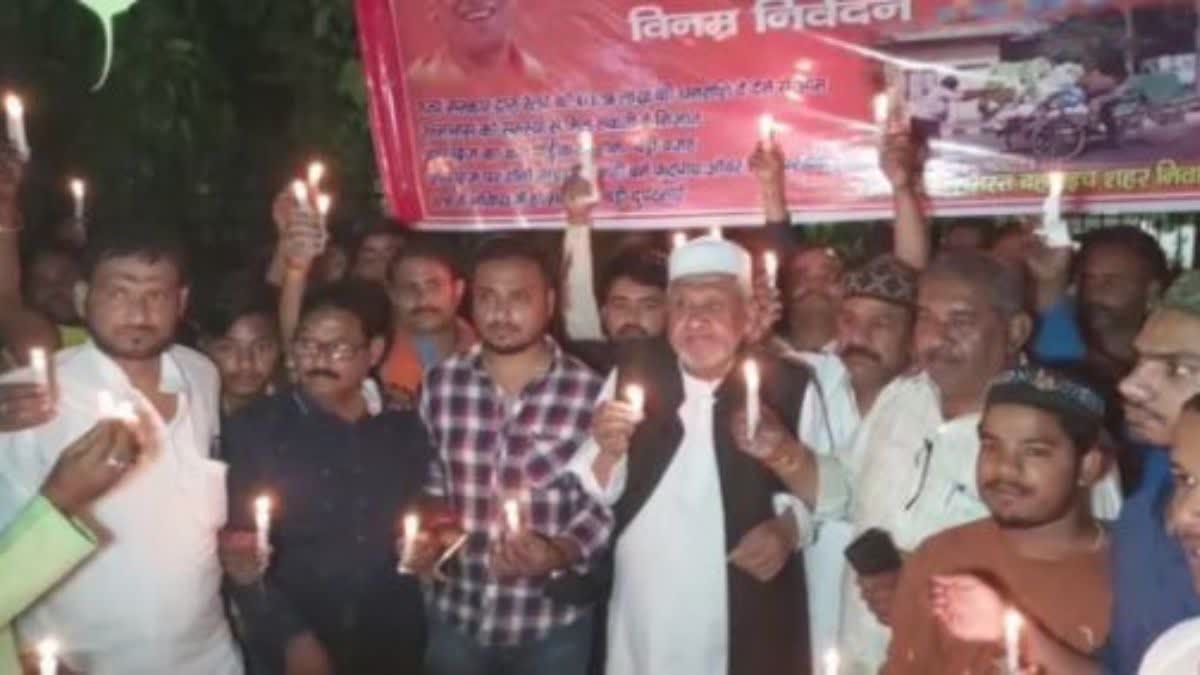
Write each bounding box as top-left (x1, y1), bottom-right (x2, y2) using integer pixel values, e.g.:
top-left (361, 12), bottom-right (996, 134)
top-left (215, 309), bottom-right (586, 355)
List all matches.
top-left (69, 178), bottom-right (86, 200)
top-left (579, 129), bottom-right (594, 153)
top-left (291, 180), bottom-right (308, 205)
top-left (316, 193), bottom-right (333, 217)
top-left (708, 226), bottom-right (723, 239)
top-left (29, 347), bottom-right (47, 375)
top-left (254, 495), bottom-right (271, 524)
top-left (36, 638), bottom-right (58, 660)
top-left (758, 114), bottom-right (775, 143)
top-left (1047, 171), bottom-right (1065, 197)
top-left (873, 92), bottom-right (890, 126)
top-left (4, 93), bottom-right (23, 118)
top-left (502, 498), bottom-right (521, 533)
top-left (763, 251), bottom-right (779, 285)
top-left (672, 232), bottom-right (688, 250)
top-left (823, 649), bottom-right (840, 675)
top-left (307, 161), bottom-right (326, 189)
top-left (624, 384), bottom-right (645, 416)
top-left (403, 512), bottom-right (420, 539)
top-left (744, 359), bottom-right (760, 389)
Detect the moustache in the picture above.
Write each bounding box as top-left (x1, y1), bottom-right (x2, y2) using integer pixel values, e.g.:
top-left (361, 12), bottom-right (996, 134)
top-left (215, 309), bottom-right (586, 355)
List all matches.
top-left (614, 324), bottom-right (650, 339)
top-left (412, 307), bottom-right (443, 316)
top-left (304, 369), bottom-right (340, 380)
top-left (840, 345), bottom-right (881, 365)
top-left (983, 480), bottom-right (1033, 497)
top-left (918, 344), bottom-right (962, 366)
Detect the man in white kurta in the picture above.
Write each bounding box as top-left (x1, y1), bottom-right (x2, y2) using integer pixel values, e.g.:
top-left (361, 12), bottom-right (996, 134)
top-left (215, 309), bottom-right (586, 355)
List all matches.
top-left (0, 230), bottom-right (241, 675)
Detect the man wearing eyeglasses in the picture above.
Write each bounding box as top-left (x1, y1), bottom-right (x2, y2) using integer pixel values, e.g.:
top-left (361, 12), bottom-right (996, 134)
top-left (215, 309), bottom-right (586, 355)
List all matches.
top-left (220, 280), bottom-right (433, 675)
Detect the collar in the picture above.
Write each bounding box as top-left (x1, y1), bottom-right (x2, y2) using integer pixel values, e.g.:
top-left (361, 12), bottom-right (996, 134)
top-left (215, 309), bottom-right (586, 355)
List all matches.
top-left (465, 336), bottom-right (565, 379)
top-left (292, 379), bottom-right (384, 419)
top-left (79, 340), bottom-right (186, 396)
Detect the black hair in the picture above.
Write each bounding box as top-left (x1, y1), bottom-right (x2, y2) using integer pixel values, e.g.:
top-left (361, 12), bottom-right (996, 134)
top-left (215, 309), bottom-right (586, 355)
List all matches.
top-left (470, 235), bottom-right (552, 287)
top-left (599, 248), bottom-right (667, 303)
top-left (1078, 226), bottom-right (1171, 287)
top-left (81, 221), bottom-right (190, 285)
top-left (299, 280), bottom-right (393, 343)
top-left (195, 281), bottom-right (279, 340)
top-left (388, 234), bottom-right (463, 284)
top-left (941, 75), bottom-right (960, 90)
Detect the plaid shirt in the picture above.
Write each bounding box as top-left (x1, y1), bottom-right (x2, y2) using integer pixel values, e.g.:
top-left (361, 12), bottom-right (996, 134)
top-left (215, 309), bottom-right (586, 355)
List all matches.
top-left (419, 338), bottom-right (611, 647)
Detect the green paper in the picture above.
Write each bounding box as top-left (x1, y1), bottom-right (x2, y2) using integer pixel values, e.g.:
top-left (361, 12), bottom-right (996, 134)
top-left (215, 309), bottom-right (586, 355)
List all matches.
top-left (77, 0), bottom-right (140, 90)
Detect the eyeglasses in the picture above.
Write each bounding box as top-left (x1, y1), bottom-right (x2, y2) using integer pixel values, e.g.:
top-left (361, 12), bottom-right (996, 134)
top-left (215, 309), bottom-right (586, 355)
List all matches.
top-left (291, 339), bottom-right (367, 362)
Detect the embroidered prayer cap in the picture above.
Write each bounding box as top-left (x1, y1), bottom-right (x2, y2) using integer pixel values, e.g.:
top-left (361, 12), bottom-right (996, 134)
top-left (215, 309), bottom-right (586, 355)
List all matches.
top-left (842, 255), bottom-right (918, 307)
top-left (1158, 270), bottom-right (1200, 321)
top-left (668, 235), bottom-right (752, 291)
top-left (986, 366), bottom-right (1107, 444)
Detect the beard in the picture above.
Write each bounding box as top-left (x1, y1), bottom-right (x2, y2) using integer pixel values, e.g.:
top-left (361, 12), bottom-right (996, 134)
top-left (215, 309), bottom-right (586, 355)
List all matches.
top-left (89, 321), bottom-right (174, 361)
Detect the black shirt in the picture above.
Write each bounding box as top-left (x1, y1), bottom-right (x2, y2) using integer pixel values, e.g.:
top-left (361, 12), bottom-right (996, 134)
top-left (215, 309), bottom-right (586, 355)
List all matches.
top-left (224, 388), bottom-right (432, 674)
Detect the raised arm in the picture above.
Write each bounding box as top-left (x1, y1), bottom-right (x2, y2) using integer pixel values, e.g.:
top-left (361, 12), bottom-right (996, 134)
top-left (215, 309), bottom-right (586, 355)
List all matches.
top-left (561, 168), bottom-right (605, 342)
top-left (880, 129), bottom-right (930, 270)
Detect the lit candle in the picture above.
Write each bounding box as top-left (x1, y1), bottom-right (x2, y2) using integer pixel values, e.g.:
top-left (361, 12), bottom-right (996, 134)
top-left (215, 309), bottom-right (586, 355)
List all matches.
top-left (316, 193), bottom-right (332, 229)
top-left (399, 512), bottom-right (420, 574)
top-left (36, 638), bottom-right (58, 675)
top-left (672, 232), bottom-right (688, 250)
top-left (254, 495), bottom-right (272, 554)
top-left (1004, 609), bottom-right (1023, 675)
top-left (763, 251), bottom-right (779, 289)
top-left (872, 92), bottom-right (890, 128)
top-left (29, 347), bottom-right (48, 386)
top-left (758, 113), bottom-right (775, 146)
top-left (823, 649), bottom-right (840, 675)
top-left (624, 384), bottom-right (645, 419)
top-left (69, 179), bottom-right (86, 221)
top-left (502, 498), bottom-right (521, 534)
top-left (4, 93), bottom-right (30, 161)
top-left (744, 359), bottom-right (761, 439)
top-left (291, 180), bottom-right (310, 211)
top-left (1041, 170), bottom-right (1070, 247)
top-left (307, 161), bottom-right (326, 190)
top-left (578, 130), bottom-right (599, 204)
top-left (708, 226), bottom-right (723, 239)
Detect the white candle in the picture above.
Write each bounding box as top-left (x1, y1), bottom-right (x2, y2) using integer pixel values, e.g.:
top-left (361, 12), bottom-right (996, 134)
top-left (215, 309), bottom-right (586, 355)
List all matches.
top-left (4, 94), bottom-right (29, 161)
top-left (307, 161), bottom-right (326, 190)
top-left (502, 498), bottom-right (521, 534)
top-left (291, 180), bottom-right (310, 211)
top-left (763, 251), bottom-right (779, 289)
top-left (708, 226), bottom-right (723, 239)
top-left (69, 179), bottom-right (86, 221)
top-left (36, 638), bottom-right (58, 675)
top-left (29, 347), bottom-right (48, 386)
top-left (758, 113), bottom-right (775, 145)
top-left (578, 130), bottom-right (600, 204)
top-left (1041, 171), bottom-right (1070, 247)
top-left (823, 649), bottom-right (840, 675)
top-left (316, 193), bottom-right (332, 229)
top-left (873, 92), bottom-right (891, 127)
top-left (1004, 609), bottom-right (1023, 675)
top-left (672, 232), bottom-right (688, 250)
top-left (254, 495), bottom-right (272, 554)
top-left (624, 384), bottom-right (645, 419)
top-left (744, 359), bottom-right (761, 439)
top-left (399, 512), bottom-right (420, 573)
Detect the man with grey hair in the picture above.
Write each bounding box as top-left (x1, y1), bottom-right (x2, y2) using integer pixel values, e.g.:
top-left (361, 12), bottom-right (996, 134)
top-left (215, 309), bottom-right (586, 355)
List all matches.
top-left (571, 235), bottom-right (812, 675)
top-left (734, 250), bottom-right (1122, 675)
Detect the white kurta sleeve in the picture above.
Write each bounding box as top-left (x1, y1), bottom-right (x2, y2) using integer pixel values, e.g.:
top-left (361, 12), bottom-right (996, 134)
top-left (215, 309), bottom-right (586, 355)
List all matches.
top-left (562, 224), bottom-right (605, 341)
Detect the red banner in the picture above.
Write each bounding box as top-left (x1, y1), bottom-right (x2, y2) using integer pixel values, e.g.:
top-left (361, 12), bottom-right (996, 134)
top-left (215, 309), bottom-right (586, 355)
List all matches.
top-left (356, 0), bottom-right (1200, 229)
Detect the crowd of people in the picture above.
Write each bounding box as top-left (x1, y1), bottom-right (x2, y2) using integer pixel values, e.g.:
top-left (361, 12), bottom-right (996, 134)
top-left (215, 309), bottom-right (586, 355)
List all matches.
top-left (0, 121), bottom-right (1198, 675)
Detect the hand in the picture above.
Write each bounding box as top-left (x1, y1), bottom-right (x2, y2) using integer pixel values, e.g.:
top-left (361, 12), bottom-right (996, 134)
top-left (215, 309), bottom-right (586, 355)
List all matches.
top-left (747, 142), bottom-right (786, 186)
top-left (562, 166), bottom-right (597, 223)
top-left (219, 530), bottom-right (270, 586)
top-left (491, 532), bottom-right (573, 579)
top-left (857, 569), bottom-right (902, 626)
top-left (1024, 234), bottom-right (1073, 285)
top-left (747, 276), bottom-right (783, 345)
top-left (729, 514), bottom-right (797, 582)
top-left (930, 574), bottom-right (1008, 644)
top-left (731, 405), bottom-right (797, 467)
top-left (284, 632), bottom-right (334, 675)
top-left (0, 382), bottom-right (54, 432)
top-left (592, 399), bottom-right (641, 462)
top-left (40, 421), bottom-right (141, 515)
top-left (395, 529), bottom-right (448, 578)
top-left (879, 129), bottom-right (924, 190)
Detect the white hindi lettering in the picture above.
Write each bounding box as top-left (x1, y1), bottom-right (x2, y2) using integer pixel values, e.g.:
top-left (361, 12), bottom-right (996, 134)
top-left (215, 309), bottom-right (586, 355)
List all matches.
top-left (632, 0), bottom-right (911, 42)
top-left (630, 5), bottom-right (740, 42)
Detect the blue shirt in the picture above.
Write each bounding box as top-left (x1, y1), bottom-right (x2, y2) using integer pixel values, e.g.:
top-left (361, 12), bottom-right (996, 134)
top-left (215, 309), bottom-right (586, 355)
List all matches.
top-left (224, 389), bottom-right (433, 674)
top-left (1104, 448), bottom-right (1200, 674)
top-left (1033, 297), bottom-right (1087, 364)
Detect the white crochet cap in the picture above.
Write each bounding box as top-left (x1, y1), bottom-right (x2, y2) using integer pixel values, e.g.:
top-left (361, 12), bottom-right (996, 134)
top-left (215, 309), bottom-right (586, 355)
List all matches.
top-left (668, 235), bottom-right (752, 290)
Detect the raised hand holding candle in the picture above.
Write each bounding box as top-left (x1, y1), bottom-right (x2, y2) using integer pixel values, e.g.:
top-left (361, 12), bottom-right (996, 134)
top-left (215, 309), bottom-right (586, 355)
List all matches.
top-left (4, 94), bottom-right (29, 161)
top-left (307, 161), bottom-right (326, 190)
top-left (1003, 609), bottom-right (1023, 675)
top-left (744, 360), bottom-right (761, 439)
top-left (398, 512), bottom-right (420, 574)
top-left (37, 638), bottom-right (59, 675)
top-left (69, 179), bottom-right (86, 221)
top-left (1040, 171), bottom-right (1071, 247)
top-left (763, 251), bottom-right (779, 289)
top-left (254, 495), bottom-right (272, 554)
top-left (823, 649), bottom-right (840, 675)
top-left (758, 113), bottom-right (775, 146)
